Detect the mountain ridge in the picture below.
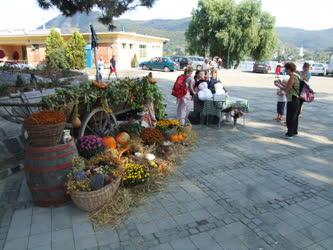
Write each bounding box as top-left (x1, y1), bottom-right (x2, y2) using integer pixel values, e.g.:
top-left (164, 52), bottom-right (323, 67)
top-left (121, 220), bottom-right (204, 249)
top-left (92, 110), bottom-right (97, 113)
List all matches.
top-left (39, 12), bottom-right (333, 53)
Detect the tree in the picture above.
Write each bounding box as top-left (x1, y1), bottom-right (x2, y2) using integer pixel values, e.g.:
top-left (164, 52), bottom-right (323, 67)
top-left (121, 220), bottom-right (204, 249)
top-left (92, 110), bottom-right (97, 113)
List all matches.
top-left (251, 12), bottom-right (277, 61)
top-left (37, 0), bottom-right (156, 30)
top-left (45, 28), bottom-right (69, 70)
top-left (66, 31), bottom-right (86, 69)
top-left (186, 0), bottom-right (277, 68)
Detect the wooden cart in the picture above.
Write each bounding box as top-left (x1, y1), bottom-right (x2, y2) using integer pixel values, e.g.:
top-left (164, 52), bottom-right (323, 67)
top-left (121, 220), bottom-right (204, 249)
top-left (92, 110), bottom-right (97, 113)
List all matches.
top-left (0, 89), bottom-right (132, 138)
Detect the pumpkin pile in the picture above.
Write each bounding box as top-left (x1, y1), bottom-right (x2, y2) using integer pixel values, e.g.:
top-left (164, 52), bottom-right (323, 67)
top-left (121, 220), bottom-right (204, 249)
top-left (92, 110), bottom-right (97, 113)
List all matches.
top-left (24, 110), bottom-right (66, 125)
top-left (170, 132), bottom-right (187, 143)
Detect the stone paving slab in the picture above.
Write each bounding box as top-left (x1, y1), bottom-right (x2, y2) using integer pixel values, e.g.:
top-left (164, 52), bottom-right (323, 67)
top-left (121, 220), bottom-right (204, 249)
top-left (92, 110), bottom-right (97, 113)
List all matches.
top-left (1, 71), bottom-right (333, 249)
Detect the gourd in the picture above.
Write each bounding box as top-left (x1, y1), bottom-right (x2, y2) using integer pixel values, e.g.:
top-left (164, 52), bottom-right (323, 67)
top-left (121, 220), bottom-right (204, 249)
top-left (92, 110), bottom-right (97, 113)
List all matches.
top-left (147, 72), bottom-right (157, 84)
top-left (92, 80), bottom-right (108, 89)
top-left (72, 104), bottom-right (81, 128)
top-left (116, 132), bottom-right (130, 146)
top-left (102, 137), bottom-right (117, 149)
top-left (72, 116), bottom-right (81, 128)
top-left (118, 146), bottom-right (131, 160)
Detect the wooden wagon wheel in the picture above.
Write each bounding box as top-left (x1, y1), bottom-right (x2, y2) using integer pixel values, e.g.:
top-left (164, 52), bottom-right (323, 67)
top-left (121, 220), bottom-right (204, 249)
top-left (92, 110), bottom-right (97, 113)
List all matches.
top-left (79, 108), bottom-right (118, 138)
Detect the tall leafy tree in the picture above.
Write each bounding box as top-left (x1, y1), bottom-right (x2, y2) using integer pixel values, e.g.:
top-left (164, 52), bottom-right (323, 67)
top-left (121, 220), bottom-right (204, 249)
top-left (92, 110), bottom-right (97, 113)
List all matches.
top-left (37, 0), bottom-right (157, 30)
top-left (186, 0), bottom-right (277, 68)
top-left (251, 12), bottom-right (277, 61)
top-left (45, 29), bottom-right (69, 70)
top-left (66, 31), bottom-right (87, 69)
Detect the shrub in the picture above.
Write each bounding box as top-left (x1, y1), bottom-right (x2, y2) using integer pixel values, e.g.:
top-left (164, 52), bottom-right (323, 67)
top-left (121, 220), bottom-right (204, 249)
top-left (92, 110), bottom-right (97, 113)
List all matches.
top-left (45, 29), bottom-right (69, 70)
top-left (131, 54), bottom-right (138, 68)
top-left (15, 75), bottom-right (24, 88)
top-left (66, 31), bottom-right (86, 69)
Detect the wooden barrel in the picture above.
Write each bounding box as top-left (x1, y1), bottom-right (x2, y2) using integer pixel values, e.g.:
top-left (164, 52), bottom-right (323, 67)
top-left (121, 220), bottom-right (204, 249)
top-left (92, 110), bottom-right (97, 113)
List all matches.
top-left (24, 139), bottom-right (78, 207)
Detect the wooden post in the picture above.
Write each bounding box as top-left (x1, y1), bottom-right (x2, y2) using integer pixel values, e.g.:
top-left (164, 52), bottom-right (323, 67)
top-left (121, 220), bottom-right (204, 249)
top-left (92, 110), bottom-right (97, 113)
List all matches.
top-left (93, 46), bottom-right (99, 81)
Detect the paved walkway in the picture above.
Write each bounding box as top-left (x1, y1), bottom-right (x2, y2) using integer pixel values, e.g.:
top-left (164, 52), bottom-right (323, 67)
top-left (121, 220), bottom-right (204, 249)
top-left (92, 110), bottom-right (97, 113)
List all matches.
top-left (1, 71), bottom-right (333, 250)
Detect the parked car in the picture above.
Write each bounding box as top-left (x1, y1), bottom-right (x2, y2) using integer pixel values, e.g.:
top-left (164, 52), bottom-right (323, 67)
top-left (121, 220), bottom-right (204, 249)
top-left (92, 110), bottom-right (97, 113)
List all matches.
top-left (139, 57), bottom-right (179, 72)
top-left (170, 56), bottom-right (191, 70)
top-left (311, 63), bottom-right (327, 76)
top-left (187, 56), bottom-right (205, 70)
top-left (253, 62), bottom-right (271, 73)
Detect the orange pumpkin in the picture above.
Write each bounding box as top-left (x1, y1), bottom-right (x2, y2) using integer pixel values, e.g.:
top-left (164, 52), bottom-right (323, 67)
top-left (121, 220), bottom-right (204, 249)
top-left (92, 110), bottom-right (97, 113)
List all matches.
top-left (170, 133), bottom-right (187, 143)
top-left (170, 134), bottom-right (180, 143)
top-left (103, 136), bottom-right (117, 149)
top-left (116, 132), bottom-right (130, 145)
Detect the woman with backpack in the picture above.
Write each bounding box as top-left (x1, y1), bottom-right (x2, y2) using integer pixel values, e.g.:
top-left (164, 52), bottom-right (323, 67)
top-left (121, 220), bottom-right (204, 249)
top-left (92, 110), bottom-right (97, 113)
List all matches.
top-left (175, 66), bottom-right (195, 125)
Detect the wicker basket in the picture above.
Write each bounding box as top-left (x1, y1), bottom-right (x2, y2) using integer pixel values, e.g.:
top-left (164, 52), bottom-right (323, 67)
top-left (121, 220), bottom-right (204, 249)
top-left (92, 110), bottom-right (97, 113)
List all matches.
top-left (182, 123), bottom-right (192, 134)
top-left (25, 122), bottom-right (66, 147)
top-left (164, 127), bottom-right (178, 139)
top-left (70, 177), bottom-right (121, 212)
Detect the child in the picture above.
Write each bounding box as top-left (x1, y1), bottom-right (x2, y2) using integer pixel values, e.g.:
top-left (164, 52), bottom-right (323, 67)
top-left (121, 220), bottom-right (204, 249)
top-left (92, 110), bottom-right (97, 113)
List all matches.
top-left (275, 87), bottom-right (287, 121)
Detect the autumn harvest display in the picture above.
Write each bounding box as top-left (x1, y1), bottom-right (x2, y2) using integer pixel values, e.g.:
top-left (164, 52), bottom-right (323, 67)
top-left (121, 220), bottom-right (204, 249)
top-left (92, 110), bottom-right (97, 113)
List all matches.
top-left (20, 75), bottom-right (197, 226)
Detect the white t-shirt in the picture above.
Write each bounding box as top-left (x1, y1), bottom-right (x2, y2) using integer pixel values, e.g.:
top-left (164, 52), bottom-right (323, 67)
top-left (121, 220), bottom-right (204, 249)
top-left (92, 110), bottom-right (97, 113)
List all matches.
top-left (97, 60), bottom-right (105, 74)
top-left (277, 88), bottom-right (287, 102)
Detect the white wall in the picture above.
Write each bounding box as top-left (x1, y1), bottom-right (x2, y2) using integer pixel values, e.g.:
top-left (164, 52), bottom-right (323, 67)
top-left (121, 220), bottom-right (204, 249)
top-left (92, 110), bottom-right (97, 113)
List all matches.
top-left (115, 37), bottom-right (164, 69)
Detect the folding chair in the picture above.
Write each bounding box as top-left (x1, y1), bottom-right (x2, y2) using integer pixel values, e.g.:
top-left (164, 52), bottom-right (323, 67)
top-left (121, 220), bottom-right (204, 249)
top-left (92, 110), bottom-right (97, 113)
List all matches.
top-left (212, 95), bottom-right (225, 128)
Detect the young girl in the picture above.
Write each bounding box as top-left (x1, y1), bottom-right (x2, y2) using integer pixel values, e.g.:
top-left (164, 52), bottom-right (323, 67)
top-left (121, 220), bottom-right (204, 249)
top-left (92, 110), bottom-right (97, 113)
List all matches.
top-left (176, 67), bottom-right (195, 125)
top-left (275, 88), bottom-right (287, 121)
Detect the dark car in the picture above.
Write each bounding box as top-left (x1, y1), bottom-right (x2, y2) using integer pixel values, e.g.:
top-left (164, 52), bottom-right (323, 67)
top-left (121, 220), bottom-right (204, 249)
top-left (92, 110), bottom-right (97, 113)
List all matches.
top-left (170, 56), bottom-right (192, 70)
top-left (139, 57), bottom-right (179, 72)
top-left (253, 62), bottom-right (271, 74)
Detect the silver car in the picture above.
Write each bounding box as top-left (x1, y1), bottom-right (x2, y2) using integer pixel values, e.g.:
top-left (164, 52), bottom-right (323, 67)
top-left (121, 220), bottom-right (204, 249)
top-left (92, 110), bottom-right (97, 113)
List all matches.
top-left (188, 56), bottom-right (204, 70)
top-left (311, 63), bottom-right (327, 76)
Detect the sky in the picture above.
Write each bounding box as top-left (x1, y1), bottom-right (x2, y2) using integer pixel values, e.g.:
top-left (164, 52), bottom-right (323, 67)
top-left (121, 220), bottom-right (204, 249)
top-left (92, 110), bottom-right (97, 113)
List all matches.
top-left (0, 0), bottom-right (332, 30)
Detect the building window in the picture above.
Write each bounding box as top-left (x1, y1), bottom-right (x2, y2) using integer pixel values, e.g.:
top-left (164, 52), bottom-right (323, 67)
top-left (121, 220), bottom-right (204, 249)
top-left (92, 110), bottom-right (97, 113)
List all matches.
top-left (32, 44), bottom-right (39, 51)
top-left (139, 45), bottom-right (147, 58)
top-left (12, 51), bottom-right (19, 60)
top-left (129, 44), bottom-right (133, 49)
top-left (0, 50), bottom-right (5, 59)
top-left (122, 43), bottom-right (126, 49)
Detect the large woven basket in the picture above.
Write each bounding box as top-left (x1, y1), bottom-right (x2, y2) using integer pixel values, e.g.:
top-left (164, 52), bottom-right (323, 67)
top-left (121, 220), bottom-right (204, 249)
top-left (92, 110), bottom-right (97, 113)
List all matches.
top-left (70, 177), bottom-right (121, 212)
top-left (182, 123), bottom-right (192, 134)
top-left (25, 122), bottom-right (66, 147)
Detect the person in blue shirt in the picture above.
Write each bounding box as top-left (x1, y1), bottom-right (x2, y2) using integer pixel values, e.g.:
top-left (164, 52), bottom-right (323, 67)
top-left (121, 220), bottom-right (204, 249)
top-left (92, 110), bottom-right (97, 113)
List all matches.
top-left (301, 63), bottom-right (311, 82)
top-left (299, 62), bottom-right (311, 117)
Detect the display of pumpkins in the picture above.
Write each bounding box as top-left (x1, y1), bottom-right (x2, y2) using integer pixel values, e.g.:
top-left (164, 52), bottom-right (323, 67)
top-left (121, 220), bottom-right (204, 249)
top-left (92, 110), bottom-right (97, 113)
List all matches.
top-left (116, 132), bottom-right (130, 146)
top-left (102, 136), bottom-right (117, 149)
top-left (170, 133), bottom-right (187, 143)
